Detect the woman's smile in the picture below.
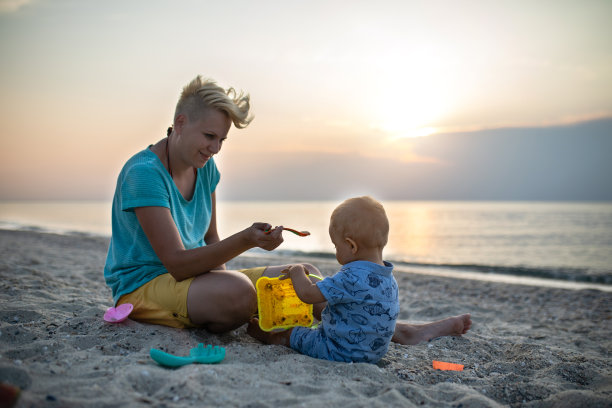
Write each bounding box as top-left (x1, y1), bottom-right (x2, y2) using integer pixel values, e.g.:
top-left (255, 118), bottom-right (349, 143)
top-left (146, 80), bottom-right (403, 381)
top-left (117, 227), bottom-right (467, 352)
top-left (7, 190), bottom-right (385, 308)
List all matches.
top-left (199, 150), bottom-right (212, 164)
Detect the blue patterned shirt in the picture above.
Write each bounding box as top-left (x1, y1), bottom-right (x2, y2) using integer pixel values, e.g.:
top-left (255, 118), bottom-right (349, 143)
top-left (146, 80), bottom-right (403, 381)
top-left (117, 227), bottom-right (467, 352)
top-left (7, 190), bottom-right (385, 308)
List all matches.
top-left (291, 260), bottom-right (399, 363)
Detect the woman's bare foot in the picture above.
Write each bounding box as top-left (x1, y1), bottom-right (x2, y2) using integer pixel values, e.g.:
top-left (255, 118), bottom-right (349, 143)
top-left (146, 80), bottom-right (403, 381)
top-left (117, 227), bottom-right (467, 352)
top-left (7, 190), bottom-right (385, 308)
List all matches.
top-left (246, 318), bottom-right (292, 347)
top-left (392, 314), bottom-right (472, 345)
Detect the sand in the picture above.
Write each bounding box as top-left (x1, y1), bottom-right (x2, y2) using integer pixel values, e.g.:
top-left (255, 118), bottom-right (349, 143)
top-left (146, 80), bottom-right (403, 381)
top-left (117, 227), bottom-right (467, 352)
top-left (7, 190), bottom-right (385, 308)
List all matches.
top-left (1, 229), bottom-right (611, 407)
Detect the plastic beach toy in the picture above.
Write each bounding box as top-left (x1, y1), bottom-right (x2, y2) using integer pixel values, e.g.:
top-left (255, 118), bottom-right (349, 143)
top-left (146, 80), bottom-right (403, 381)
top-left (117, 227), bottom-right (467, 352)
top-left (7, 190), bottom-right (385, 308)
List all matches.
top-left (256, 276), bottom-right (314, 331)
top-left (432, 360), bottom-right (464, 371)
top-left (264, 227), bottom-right (310, 237)
top-left (103, 303), bottom-right (133, 323)
top-left (150, 343), bottom-right (226, 367)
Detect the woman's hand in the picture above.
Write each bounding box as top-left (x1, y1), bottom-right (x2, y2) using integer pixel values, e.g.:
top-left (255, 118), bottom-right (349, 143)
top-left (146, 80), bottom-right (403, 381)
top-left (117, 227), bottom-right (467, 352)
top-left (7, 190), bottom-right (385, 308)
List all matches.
top-left (247, 223), bottom-right (284, 251)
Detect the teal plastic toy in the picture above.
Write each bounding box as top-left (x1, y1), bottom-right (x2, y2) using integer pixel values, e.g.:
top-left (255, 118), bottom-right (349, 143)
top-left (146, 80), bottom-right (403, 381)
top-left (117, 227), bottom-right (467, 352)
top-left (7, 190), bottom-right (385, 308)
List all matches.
top-left (150, 343), bottom-right (225, 367)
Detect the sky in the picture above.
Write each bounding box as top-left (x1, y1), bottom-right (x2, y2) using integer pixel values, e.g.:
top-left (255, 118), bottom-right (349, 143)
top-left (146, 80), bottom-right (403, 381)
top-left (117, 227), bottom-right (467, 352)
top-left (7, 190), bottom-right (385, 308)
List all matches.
top-left (1, 0), bottom-right (611, 201)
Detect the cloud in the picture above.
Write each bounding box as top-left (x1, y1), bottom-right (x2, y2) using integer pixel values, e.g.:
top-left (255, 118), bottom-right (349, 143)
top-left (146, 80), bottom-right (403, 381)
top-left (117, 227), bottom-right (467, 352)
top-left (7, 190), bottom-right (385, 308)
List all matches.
top-left (0, 0), bottom-right (34, 13)
top-left (216, 118), bottom-right (612, 201)
top-left (431, 112), bottom-right (612, 136)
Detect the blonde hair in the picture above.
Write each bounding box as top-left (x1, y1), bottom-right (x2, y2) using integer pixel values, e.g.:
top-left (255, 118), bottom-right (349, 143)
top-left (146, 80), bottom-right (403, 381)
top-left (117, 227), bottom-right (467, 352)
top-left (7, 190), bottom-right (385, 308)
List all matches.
top-left (330, 196), bottom-right (389, 249)
top-left (174, 75), bottom-right (253, 129)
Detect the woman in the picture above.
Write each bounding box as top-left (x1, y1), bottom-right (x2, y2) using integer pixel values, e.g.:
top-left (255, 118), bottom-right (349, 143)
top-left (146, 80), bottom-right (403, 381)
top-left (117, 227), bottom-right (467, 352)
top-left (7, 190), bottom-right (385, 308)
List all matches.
top-left (104, 75), bottom-right (471, 343)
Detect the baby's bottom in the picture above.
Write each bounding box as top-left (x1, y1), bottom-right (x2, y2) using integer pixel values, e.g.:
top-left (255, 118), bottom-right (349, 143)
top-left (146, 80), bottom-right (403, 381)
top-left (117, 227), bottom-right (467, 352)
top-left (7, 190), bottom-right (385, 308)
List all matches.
top-left (247, 322), bottom-right (381, 363)
top-left (289, 326), bottom-right (337, 361)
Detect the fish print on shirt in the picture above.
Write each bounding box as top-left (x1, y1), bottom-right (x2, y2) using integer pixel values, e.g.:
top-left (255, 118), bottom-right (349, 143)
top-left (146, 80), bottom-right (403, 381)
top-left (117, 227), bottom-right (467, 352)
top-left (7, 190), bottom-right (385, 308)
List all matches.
top-left (326, 287), bottom-right (345, 302)
top-left (381, 284), bottom-right (396, 299)
top-left (364, 301), bottom-right (395, 320)
top-left (373, 322), bottom-right (394, 338)
top-left (370, 337), bottom-right (386, 351)
top-left (336, 310), bottom-right (349, 326)
top-left (347, 327), bottom-right (366, 344)
top-left (367, 274), bottom-right (383, 288)
top-left (349, 313), bottom-right (369, 325)
top-left (341, 280), bottom-right (369, 297)
top-left (343, 271), bottom-right (360, 286)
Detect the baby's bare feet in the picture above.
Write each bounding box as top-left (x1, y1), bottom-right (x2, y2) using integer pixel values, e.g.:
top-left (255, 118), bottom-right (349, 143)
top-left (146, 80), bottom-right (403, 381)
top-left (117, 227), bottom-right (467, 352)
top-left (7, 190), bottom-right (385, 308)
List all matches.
top-left (392, 314), bottom-right (472, 345)
top-left (247, 318), bottom-right (292, 346)
top-left (246, 318), bottom-right (268, 342)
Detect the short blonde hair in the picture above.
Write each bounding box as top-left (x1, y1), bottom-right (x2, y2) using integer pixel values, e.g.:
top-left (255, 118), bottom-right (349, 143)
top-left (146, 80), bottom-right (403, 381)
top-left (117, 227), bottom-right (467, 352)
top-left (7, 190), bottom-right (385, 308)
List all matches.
top-left (330, 196), bottom-right (389, 249)
top-left (174, 75), bottom-right (253, 129)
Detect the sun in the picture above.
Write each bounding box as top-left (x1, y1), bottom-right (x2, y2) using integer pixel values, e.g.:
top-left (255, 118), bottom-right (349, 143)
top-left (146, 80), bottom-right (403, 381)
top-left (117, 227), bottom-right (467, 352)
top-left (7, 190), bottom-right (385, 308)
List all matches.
top-left (367, 47), bottom-right (451, 140)
top-left (383, 125), bottom-right (438, 139)
top-left (371, 76), bottom-right (446, 139)
top-left (370, 95), bottom-right (442, 139)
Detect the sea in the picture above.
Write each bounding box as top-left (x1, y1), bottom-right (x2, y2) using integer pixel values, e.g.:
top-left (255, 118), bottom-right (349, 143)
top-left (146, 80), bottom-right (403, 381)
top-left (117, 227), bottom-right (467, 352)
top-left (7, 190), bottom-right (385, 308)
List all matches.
top-left (1, 200), bottom-right (611, 290)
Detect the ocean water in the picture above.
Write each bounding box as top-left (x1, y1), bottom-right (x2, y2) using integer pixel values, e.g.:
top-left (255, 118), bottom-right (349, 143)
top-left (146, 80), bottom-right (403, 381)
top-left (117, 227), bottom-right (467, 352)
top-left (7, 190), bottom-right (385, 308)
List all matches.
top-left (1, 200), bottom-right (611, 285)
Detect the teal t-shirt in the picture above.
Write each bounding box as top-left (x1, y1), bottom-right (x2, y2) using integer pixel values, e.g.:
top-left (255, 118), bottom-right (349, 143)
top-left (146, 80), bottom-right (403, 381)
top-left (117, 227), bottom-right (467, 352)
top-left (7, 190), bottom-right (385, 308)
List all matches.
top-left (104, 147), bottom-right (220, 303)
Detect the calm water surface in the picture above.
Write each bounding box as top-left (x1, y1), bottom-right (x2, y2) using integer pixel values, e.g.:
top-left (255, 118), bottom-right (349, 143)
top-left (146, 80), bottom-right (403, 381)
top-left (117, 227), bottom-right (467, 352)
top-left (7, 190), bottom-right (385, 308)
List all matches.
top-left (1, 200), bottom-right (611, 284)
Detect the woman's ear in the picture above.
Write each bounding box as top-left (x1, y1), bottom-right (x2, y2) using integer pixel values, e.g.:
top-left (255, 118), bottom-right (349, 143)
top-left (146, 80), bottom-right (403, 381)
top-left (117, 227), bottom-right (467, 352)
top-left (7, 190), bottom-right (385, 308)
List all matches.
top-left (174, 114), bottom-right (187, 134)
top-left (345, 237), bottom-right (358, 254)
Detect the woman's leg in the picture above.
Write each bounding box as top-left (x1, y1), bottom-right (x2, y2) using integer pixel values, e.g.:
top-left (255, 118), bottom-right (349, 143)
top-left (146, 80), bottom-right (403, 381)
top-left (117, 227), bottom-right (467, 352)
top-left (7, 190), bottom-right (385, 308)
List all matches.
top-left (392, 314), bottom-right (472, 345)
top-left (186, 270), bottom-right (257, 333)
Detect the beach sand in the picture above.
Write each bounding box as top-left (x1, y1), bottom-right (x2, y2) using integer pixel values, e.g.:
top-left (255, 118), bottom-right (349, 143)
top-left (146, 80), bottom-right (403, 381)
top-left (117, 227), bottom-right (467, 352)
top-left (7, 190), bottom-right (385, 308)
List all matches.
top-left (1, 229), bottom-right (611, 407)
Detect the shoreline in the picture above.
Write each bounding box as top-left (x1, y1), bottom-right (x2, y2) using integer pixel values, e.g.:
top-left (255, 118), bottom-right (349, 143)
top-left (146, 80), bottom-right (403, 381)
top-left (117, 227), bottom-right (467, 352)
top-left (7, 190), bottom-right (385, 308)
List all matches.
top-left (1, 225), bottom-right (610, 292)
top-left (244, 250), bottom-right (612, 293)
top-left (1, 229), bottom-right (611, 407)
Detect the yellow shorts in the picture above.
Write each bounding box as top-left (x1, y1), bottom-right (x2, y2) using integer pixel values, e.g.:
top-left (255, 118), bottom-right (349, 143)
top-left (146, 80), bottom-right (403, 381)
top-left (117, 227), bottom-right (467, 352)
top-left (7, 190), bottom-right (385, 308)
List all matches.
top-left (117, 267), bottom-right (267, 329)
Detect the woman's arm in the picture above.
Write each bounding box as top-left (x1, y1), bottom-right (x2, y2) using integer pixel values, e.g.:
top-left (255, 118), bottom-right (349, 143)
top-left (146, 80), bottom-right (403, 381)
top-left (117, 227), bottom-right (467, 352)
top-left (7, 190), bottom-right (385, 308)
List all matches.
top-left (203, 192), bottom-right (225, 270)
top-left (135, 197), bottom-right (283, 281)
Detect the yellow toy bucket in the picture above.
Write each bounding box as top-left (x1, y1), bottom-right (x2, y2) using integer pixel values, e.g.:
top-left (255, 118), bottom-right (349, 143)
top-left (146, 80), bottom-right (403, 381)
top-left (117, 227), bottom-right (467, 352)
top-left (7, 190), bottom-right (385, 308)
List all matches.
top-left (255, 276), bottom-right (314, 331)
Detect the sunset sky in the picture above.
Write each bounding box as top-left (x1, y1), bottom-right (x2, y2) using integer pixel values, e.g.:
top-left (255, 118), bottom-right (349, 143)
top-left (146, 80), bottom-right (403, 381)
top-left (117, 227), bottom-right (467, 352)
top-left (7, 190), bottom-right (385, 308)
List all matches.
top-left (1, 0), bottom-right (611, 201)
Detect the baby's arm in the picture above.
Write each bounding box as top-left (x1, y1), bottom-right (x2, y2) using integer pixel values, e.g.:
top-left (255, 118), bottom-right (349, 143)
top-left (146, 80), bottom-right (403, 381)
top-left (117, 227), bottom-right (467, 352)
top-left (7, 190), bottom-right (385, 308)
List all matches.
top-left (286, 265), bottom-right (326, 304)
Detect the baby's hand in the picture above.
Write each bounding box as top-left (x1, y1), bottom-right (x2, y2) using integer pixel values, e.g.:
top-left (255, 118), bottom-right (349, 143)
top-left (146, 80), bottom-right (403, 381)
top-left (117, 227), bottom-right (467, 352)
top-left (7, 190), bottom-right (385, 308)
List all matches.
top-left (279, 268), bottom-right (290, 280)
top-left (279, 264), bottom-right (308, 280)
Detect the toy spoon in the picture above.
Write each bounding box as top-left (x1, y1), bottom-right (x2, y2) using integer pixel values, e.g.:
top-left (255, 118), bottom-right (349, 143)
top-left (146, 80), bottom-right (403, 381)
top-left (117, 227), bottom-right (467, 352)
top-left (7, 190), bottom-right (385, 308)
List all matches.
top-left (150, 343), bottom-right (226, 367)
top-left (264, 227), bottom-right (310, 237)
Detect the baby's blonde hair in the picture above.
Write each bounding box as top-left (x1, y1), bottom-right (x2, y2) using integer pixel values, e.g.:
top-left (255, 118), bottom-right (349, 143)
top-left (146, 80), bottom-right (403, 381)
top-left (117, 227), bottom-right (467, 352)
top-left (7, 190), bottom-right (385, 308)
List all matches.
top-left (174, 75), bottom-right (253, 128)
top-left (330, 196), bottom-right (389, 249)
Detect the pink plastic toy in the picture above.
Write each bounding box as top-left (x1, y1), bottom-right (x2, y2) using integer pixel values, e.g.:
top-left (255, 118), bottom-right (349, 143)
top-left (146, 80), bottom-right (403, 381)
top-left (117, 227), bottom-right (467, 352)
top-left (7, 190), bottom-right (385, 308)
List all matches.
top-left (103, 303), bottom-right (133, 323)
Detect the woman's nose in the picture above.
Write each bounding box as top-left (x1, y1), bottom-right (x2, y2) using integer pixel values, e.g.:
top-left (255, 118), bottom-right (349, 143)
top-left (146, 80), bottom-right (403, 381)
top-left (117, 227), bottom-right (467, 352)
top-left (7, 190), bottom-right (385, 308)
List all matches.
top-left (209, 140), bottom-right (221, 154)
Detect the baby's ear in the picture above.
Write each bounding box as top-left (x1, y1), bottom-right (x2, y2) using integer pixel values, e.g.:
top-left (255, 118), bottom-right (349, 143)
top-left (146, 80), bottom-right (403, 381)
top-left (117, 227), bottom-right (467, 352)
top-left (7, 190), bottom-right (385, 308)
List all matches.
top-left (345, 237), bottom-right (358, 254)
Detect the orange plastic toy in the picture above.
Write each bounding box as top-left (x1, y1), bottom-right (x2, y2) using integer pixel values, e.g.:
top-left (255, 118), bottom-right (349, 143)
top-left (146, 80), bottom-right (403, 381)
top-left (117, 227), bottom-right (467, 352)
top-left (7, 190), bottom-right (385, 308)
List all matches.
top-left (256, 276), bottom-right (314, 331)
top-left (432, 360), bottom-right (464, 371)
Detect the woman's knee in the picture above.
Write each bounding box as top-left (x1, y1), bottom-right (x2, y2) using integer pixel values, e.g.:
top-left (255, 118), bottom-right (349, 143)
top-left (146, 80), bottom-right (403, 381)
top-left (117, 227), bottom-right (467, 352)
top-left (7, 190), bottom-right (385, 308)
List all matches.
top-left (227, 273), bottom-right (257, 316)
top-left (187, 271), bottom-right (256, 325)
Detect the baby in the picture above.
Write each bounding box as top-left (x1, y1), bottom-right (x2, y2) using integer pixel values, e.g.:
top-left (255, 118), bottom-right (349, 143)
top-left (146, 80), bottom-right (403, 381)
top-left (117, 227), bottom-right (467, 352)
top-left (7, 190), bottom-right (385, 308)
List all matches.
top-left (248, 196), bottom-right (399, 363)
